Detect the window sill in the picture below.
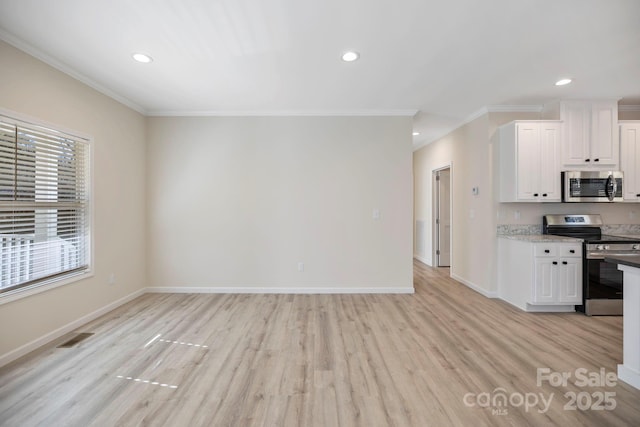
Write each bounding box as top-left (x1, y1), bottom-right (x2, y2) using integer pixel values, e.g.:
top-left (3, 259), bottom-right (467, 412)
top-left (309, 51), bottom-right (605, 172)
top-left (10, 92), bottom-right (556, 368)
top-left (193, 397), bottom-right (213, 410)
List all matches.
top-left (0, 270), bottom-right (94, 306)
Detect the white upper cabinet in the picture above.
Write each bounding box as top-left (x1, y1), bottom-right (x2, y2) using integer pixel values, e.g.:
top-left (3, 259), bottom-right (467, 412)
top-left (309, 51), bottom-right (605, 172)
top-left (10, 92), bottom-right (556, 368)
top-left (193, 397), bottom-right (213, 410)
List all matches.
top-left (620, 122), bottom-right (640, 201)
top-left (561, 101), bottom-right (590, 164)
top-left (560, 100), bottom-right (619, 168)
top-left (499, 121), bottom-right (561, 202)
top-left (591, 101), bottom-right (618, 164)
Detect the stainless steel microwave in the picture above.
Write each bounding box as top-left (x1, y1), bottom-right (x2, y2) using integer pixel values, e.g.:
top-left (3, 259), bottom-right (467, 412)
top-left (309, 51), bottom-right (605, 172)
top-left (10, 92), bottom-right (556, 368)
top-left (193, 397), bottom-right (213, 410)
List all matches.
top-left (562, 171), bottom-right (623, 202)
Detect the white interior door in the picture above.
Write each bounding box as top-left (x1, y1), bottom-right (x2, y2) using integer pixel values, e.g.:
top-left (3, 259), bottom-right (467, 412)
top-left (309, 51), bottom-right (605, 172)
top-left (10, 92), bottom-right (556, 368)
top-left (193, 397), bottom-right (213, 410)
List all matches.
top-left (437, 168), bottom-right (451, 267)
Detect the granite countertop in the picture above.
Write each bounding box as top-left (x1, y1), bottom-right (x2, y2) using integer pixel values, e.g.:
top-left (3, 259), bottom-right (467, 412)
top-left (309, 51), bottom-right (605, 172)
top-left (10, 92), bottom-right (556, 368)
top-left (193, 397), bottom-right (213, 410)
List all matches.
top-left (498, 234), bottom-right (583, 243)
top-left (605, 255), bottom-right (640, 269)
top-left (608, 234), bottom-right (640, 240)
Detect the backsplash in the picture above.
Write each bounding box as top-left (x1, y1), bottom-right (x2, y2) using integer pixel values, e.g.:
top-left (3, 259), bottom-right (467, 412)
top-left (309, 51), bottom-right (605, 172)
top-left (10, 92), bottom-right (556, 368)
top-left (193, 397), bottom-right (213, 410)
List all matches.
top-left (497, 224), bottom-right (640, 236)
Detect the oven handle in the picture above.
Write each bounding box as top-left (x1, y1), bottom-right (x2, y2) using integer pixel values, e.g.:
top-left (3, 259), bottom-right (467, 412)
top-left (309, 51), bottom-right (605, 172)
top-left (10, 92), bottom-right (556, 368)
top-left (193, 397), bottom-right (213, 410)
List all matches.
top-left (587, 252), bottom-right (640, 260)
top-left (605, 174), bottom-right (616, 201)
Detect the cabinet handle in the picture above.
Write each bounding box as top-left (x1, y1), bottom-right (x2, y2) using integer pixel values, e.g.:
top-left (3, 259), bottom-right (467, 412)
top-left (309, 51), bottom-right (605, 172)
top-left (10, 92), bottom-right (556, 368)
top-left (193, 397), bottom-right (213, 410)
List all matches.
top-left (544, 249), bottom-right (550, 253)
top-left (552, 261), bottom-right (558, 265)
top-left (636, 194), bottom-right (640, 197)
top-left (585, 159), bottom-right (590, 162)
top-left (534, 193), bottom-right (539, 197)
top-left (594, 158), bottom-right (600, 162)
top-left (569, 249), bottom-right (575, 253)
top-left (562, 261), bottom-right (568, 265)
top-left (542, 193), bottom-right (547, 197)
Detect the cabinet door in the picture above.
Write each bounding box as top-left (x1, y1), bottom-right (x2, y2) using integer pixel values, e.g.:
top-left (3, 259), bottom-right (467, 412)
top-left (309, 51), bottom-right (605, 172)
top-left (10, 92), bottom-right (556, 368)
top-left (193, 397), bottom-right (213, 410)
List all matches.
top-left (562, 102), bottom-right (590, 166)
top-left (538, 123), bottom-right (561, 201)
top-left (516, 123), bottom-right (540, 200)
top-left (533, 258), bottom-right (557, 303)
top-left (621, 123), bottom-right (640, 201)
top-left (557, 258), bottom-right (582, 303)
top-left (590, 102), bottom-right (618, 167)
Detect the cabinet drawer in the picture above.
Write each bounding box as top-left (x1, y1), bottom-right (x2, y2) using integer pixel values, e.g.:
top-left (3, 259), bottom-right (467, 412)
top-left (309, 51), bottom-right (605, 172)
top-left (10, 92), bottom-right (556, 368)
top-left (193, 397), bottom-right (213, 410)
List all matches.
top-left (534, 245), bottom-right (557, 257)
top-left (560, 244), bottom-right (582, 257)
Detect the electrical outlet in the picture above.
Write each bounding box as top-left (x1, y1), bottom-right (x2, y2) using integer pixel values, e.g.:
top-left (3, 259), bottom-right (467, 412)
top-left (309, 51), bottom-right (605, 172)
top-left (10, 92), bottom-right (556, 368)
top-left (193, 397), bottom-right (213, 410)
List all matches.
top-left (297, 262), bottom-right (304, 272)
top-left (108, 273), bottom-right (116, 285)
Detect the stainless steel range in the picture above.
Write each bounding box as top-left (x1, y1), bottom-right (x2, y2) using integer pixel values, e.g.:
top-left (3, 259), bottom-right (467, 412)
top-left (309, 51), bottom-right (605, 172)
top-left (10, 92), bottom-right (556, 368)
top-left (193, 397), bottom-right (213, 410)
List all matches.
top-left (543, 214), bottom-right (640, 315)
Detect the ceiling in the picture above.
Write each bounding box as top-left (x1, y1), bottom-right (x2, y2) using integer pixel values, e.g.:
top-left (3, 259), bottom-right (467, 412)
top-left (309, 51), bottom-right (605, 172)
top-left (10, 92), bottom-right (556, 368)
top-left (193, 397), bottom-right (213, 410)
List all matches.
top-left (1, 0), bottom-right (639, 148)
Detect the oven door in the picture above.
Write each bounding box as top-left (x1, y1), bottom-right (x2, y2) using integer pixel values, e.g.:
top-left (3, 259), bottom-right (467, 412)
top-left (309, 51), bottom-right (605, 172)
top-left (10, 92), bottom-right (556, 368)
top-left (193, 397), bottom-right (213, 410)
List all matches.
top-left (583, 257), bottom-right (624, 315)
top-left (562, 171), bottom-right (623, 202)
top-left (585, 258), bottom-right (623, 299)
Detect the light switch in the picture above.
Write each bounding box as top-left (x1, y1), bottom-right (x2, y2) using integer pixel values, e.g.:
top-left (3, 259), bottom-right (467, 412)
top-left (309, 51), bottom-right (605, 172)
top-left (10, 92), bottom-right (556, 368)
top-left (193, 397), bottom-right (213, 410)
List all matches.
top-left (372, 208), bottom-right (380, 220)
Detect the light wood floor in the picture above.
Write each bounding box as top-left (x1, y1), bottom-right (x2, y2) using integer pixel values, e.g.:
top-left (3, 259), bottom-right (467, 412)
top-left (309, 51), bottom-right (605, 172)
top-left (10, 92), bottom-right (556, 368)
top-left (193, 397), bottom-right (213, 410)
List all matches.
top-left (1, 261), bottom-right (640, 426)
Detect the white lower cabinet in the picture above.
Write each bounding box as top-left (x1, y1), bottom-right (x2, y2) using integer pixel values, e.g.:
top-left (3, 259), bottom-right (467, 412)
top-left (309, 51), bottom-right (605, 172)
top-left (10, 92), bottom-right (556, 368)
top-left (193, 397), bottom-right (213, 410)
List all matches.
top-left (533, 257), bottom-right (581, 304)
top-left (498, 238), bottom-right (582, 312)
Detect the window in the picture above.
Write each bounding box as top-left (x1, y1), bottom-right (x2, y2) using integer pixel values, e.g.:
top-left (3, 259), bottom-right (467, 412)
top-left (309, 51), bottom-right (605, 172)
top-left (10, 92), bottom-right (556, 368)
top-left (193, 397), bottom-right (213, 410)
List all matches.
top-left (0, 113), bottom-right (90, 295)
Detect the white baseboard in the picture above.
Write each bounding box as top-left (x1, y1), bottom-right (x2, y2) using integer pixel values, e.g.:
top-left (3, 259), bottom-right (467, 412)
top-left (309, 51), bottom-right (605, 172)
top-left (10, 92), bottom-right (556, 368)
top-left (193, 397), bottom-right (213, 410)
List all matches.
top-left (0, 288), bottom-right (145, 368)
top-left (618, 364), bottom-right (640, 391)
top-left (450, 273), bottom-right (498, 298)
top-left (145, 286), bottom-right (415, 294)
top-left (524, 303), bottom-right (576, 313)
top-left (413, 255), bottom-right (432, 266)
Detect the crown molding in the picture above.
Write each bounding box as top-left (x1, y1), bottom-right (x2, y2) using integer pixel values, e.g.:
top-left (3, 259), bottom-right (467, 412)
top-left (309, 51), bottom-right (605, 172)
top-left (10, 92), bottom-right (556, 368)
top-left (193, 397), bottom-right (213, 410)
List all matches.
top-left (0, 33), bottom-right (417, 119)
top-left (413, 105), bottom-right (543, 151)
top-left (486, 104), bottom-right (543, 113)
top-left (2, 31), bottom-right (631, 124)
top-left (412, 107), bottom-right (487, 151)
top-left (0, 30), bottom-right (147, 115)
top-left (146, 109), bottom-right (418, 117)
top-left (619, 105), bottom-right (640, 112)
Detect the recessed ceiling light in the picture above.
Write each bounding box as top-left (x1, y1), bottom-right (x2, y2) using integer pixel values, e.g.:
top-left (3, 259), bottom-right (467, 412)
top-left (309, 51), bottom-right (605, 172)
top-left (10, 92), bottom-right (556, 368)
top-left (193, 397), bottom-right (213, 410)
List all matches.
top-left (132, 53), bottom-right (153, 63)
top-left (413, 132), bottom-right (420, 136)
top-left (342, 51), bottom-right (360, 62)
top-left (555, 78), bottom-right (572, 86)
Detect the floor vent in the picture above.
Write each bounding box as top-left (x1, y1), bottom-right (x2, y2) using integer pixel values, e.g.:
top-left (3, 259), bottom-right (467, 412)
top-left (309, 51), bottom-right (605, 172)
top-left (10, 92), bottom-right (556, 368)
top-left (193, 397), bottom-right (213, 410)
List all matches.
top-left (57, 332), bottom-right (94, 348)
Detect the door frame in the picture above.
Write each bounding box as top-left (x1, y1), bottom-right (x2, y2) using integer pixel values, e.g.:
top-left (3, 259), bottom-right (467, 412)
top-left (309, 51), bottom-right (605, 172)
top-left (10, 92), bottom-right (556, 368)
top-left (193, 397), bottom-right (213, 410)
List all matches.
top-left (432, 163), bottom-right (453, 268)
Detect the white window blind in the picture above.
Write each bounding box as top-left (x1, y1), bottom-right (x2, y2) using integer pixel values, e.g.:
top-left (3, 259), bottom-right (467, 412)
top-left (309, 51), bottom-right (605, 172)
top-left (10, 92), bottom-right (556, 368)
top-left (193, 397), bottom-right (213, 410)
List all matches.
top-left (0, 114), bottom-right (90, 294)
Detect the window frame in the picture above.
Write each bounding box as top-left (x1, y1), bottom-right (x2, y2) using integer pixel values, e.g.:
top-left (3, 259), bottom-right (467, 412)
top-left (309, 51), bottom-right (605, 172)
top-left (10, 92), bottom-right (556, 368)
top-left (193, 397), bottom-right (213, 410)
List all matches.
top-left (0, 109), bottom-right (93, 305)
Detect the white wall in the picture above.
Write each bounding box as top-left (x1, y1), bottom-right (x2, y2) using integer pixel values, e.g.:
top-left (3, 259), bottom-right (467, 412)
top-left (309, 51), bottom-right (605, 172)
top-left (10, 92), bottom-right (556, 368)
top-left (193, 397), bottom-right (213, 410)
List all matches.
top-left (413, 132), bottom-right (453, 265)
top-left (0, 41), bottom-right (147, 359)
top-left (413, 113), bottom-right (500, 295)
top-left (147, 116), bottom-right (414, 291)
